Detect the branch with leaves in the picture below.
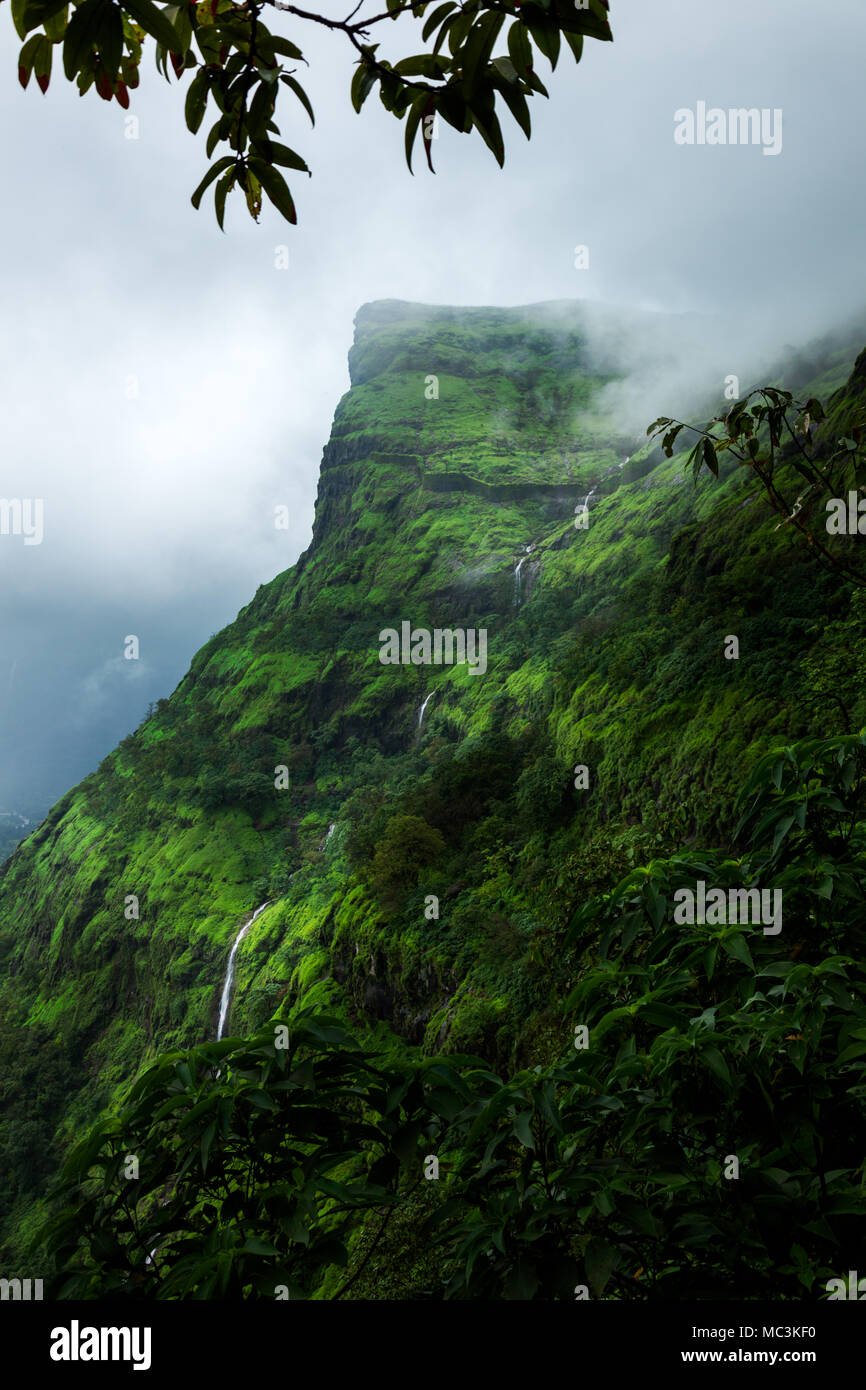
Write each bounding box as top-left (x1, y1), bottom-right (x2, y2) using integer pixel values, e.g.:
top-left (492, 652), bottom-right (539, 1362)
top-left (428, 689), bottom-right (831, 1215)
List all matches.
top-left (648, 387), bottom-right (866, 588)
top-left (10, 0), bottom-right (613, 227)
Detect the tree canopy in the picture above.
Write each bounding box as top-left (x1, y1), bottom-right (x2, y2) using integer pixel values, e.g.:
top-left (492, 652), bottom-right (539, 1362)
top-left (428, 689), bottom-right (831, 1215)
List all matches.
top-left (11, 0), bottom-right (613, 227)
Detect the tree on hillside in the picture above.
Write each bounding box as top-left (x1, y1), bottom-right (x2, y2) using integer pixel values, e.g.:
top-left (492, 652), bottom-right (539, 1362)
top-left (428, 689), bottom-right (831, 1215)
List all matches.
top-left (11, 0), bottom-right (613, 227)
top-left (648, 385), bottom-right (866, 588)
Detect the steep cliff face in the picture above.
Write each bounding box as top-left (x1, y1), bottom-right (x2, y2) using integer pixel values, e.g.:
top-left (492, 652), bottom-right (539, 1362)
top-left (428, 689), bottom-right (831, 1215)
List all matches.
top-left (1, 298), bottom-right (864, 1261)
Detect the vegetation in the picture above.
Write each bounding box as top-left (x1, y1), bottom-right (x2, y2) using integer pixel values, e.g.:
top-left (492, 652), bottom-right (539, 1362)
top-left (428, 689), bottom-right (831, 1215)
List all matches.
top-left (10, 0), bottom-right (613, 227)
top-left (38, 732), bottom-right (866, 1299)
top-left (2, 300), bottom-right (866, 1295)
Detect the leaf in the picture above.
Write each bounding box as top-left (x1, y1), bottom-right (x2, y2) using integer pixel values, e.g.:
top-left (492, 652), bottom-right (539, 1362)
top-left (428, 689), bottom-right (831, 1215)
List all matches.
top-left (248, 159), bottom-right (297, 224)
top-left (13, 0), bottom-right (33, 39)
top-left (585, 1237), bottom-right (617, 1296)
top-left (512, 1111), bottom-right (535, 1149)
top-left (525, 16), bottom-right (560, 69)
top-left (505, 20), bottom-right (530, 76)
top-left (19, 0), bottom-right (67, 36)
top-left (255, 140), bottom-right (309, 174)
top-left (241, 1236), bottom-right (279, 1256)
top-left (124, 0), bottom-right (183, 51)
top-left (772, 814), bottom-right (795, 857)
top-left (505, 1257), bottom-right (538, 1300)
top-left (702, 437), bottom-right (719, 478)
top-left (200, 1120), bottom-right (216, 1173)
top-left (421, 1), bottom-right (455, 43)
top-left (184, 67), bottom-right (209, 133)
top-left (190, 154), bottom-right (234, 209)
top-left (496, 79), bottom-right (531, 139)
top-left (721, 932), bottom-right (754, 971)
top-left (701, 1046), bottom-right (732, 1089)
top-left (459, 9), bottom-right (505, 92)
top-left (491, 54), bottom-right (518, 84)
top-left (281, 72), bottom-right (314, 126)
top-left (62, 0), bottom-right (104, 80)
top-left (403, 96), bottom-right (423, 173)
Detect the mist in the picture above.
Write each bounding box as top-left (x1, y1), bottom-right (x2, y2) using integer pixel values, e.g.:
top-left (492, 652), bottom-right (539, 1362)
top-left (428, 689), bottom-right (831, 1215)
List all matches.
top-left (1, 0), bottom-right (864, 813)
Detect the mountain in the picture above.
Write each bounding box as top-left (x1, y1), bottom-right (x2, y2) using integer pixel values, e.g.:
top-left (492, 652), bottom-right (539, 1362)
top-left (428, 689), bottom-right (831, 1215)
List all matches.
top-left (1, 298), bottom-right (865, 1282)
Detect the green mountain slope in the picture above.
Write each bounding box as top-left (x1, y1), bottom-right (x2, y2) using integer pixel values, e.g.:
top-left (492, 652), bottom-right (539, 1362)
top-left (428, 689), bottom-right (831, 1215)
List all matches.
top-left (1, 298), bottom-right (865, 1269)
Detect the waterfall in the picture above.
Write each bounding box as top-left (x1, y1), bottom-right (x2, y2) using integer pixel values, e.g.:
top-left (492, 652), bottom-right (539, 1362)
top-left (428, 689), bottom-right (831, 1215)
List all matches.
top-left (320, 822), bottom-right (336, 850)
top-left (513, 544), bottom-right (534, 605)
top-left (418, 691), bottom-right (434, 727)
top-left (216, 901), bottom-right (271, 1040)
top-left (574, 488), bottom-right (596, 526)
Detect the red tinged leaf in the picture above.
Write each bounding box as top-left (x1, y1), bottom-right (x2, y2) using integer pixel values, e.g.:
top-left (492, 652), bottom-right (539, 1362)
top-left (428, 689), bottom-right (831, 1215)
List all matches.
top-left (36, 71), bottom-right (50, 94)
top-left (18, 65), bottom-right (30, 89)
top-left (170, 51), bottom-right (184, 78)
top-left (96, 72), bottom-right (113, 100)
top-left (116, 80), bottom-right (130, 108)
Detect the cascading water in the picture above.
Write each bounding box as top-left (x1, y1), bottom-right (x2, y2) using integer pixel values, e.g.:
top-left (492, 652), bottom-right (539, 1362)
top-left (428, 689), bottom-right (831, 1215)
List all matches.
top-left (575, 488), bottom-right (596, 527)
top-left (418, 691), bottom-right (434, 727)
top-left (216, 901), bottom-right (271, 1040)
top-left (513, 544), bottom-right (534, 605)
top-left (320, 822), bottom-right (336, 850)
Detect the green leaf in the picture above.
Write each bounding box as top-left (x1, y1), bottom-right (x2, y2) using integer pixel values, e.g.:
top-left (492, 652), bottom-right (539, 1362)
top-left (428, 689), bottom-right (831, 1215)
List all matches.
top-left (496, 78), bottom-right (531, 138)
top-left (701, 1046), bottom-right (732, 1089)
top-left (241, 1236), bottom-right (279, 1256)
top-left (460, 9), bottom-right (505, 92)
top-left (200, 1120), bottom-right (216, 1173)
top-left (421, 1), bottom-right (455, 43)
top-left (721, 932), bottom-right (754, 970)
top-left (123, 0), bottom-right (181, 52)
top-left (62, 0), bottom-right (103, 80)
top-left (19, 0), bottom-right (67, 36)
top-left (491, 54), bottom-right (518, 84)
top-left (350, 58), bottom-right (377, 113)
top-left (254, 140), bottom-right (309, 174)
top-left (507, 19), bottom-right (532, 75)
top-left (403, 96), bottom-right (424, 173)
top-left (248, 159), bottom-right (297, 224)
top-left (505, 1257), bottom-right (538, 1300)
top-left (585, 1237), bottom-right (617, 1296)
top-left (525, 16), bottom-right (560, 69)
top-left (512, 1110), bottom-right (535, 1149)
top-left (702, 436), bottom-right (719, 478)
top-left (281, 72), bottom-right (314, 125)
top-left (190, 155), bottom-right (235, 210)
top-left (270, 36), bottom-right (304, 60)
top-left (184, 67), bottom-right (209, 134)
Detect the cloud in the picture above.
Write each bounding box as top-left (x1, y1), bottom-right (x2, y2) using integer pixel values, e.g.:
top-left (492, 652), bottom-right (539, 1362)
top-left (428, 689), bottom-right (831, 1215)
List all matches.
top-left (0, 0), bottom-right (865, 808)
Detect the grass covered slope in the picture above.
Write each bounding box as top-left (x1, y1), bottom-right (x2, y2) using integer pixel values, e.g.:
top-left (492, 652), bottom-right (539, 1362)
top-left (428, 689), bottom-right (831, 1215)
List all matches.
top-left (1, 298), bottom-right (865, 1270)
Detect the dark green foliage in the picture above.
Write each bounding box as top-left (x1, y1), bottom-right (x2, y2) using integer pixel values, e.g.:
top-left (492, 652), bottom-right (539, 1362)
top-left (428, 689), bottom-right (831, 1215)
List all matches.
top-left (11, 0), bottom-right (613, 227)
top-left (36, 733), bottom-right (866, 1300)
top-left (4, 306), bottom-right (866, 1287)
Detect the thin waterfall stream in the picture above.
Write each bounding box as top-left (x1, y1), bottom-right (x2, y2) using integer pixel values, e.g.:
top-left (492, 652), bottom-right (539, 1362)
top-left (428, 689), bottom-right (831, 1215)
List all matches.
top-left (216, 901), bottom-right (271, 1040)
top-left (513, 544), bottom-right (534, 606)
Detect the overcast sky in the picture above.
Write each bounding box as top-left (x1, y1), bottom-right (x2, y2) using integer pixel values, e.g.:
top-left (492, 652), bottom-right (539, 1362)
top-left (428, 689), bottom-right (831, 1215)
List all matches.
top-left (1, 0), bottom-right (864, 812)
